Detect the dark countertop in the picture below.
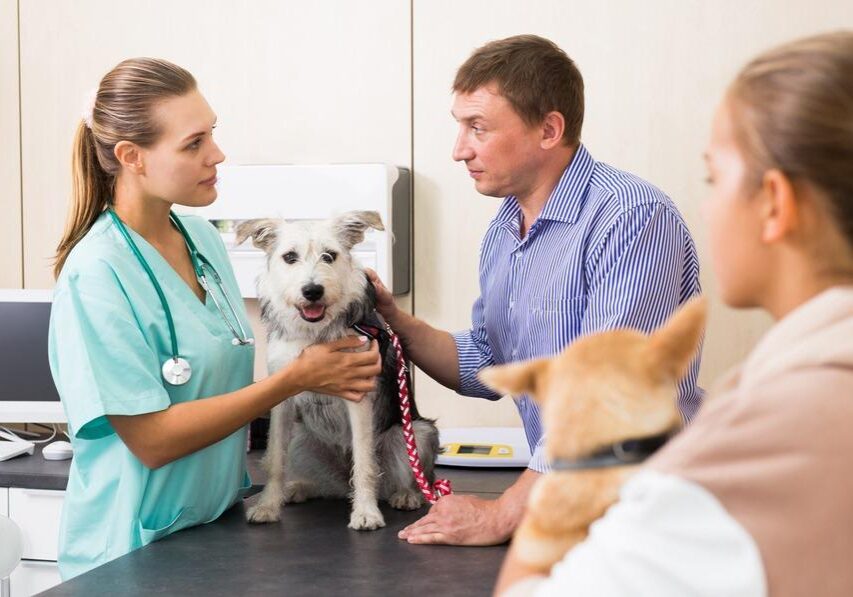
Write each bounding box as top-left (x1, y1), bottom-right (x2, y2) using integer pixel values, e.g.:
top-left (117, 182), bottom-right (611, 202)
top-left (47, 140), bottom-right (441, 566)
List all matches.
top-left (40, 484), bottom-right (515, 597)
top-left (1, 443), bottom-right (520, 496)
top-left (0, 441), bottom-right (71, 490)
top-left (4, 442), bottom-right (520, 596)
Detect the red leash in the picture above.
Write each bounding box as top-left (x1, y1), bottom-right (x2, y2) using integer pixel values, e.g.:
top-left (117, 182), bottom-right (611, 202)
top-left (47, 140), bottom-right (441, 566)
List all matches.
top-left (386, 324), bottom-right (452, 504)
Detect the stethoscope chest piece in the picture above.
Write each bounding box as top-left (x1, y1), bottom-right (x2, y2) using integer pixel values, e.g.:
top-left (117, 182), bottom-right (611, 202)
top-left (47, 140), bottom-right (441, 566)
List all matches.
top-left (162, 357), bottom-right (192, 386)
top-left (107, 208), bottom-right (253, 387)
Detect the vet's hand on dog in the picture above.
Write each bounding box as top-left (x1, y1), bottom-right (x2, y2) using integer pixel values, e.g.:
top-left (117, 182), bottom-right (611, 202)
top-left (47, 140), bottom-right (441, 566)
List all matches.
top-left (398, 494), bottom-right (510, 546)
top-left (292, 335), bottom-right (382, 402)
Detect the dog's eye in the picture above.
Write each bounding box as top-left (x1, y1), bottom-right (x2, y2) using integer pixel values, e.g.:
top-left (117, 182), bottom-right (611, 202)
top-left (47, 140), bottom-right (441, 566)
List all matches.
top-left (282, 251), bottom-right (298, 264)
top-left (320, 251), bottom-right (337, 264)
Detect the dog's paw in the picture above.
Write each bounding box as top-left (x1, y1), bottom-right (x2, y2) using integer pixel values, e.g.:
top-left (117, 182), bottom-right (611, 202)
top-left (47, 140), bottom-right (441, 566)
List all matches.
top-left (388, 491), bottom-right (423, 511)
top-left (348, 506), bottom-right (385, 531)
top-left (282, 481), bottom-right (313, 504)
top-left (245, 501), bottom-right (282, 524)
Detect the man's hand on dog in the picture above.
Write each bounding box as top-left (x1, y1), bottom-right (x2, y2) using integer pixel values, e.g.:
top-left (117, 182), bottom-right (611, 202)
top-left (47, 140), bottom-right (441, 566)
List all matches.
top-left (366, 268), bottom-right (397, 322)
top-left (397, 494), bottom-right (513, 546)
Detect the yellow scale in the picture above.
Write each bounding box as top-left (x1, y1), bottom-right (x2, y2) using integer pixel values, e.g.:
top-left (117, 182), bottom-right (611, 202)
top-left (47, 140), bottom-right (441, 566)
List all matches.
top-left (436, 427), bottom-right (531, 468)
top-left (441, 443), bottom-right (514, 458)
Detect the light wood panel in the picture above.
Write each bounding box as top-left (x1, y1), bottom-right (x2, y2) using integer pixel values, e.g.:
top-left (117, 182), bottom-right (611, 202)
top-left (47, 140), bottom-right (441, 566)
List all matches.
top-left (0, 0), bottom-right (22, 288)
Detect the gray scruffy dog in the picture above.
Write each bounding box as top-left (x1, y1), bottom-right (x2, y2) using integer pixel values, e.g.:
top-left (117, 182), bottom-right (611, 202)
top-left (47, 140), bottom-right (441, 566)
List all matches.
top-left (236, 211), bottom-right (438, 530)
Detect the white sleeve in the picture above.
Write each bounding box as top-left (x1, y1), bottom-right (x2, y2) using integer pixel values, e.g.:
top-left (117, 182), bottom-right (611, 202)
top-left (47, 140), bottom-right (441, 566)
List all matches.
top-left (514, 470), bottom-right (766, 597)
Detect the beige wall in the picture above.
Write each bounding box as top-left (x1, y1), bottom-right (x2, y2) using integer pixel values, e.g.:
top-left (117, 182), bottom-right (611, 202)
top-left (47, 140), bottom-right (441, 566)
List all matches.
top-left (2, 1), bottom-right (851, 427)
top-left (17, 0), bottom-right (412, 290)
top-left (0, 0), bottom-right (22, 288)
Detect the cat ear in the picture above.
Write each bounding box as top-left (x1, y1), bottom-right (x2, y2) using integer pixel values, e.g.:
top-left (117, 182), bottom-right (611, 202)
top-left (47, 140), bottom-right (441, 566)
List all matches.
top-left (645, 297), bottom-right (707, 381)
top-left (478, 358), bottom-right (552, 403)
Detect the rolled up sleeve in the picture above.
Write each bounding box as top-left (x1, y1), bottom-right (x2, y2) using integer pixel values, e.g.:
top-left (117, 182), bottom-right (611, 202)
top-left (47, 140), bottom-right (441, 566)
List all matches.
top-left (453, 295), bottom-right (502, 400)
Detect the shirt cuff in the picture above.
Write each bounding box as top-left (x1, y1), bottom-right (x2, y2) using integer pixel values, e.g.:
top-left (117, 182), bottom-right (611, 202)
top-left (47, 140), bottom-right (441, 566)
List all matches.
top-left (527, 438), bottom-right (551, 473)
top-left (452, 330), bottom-right (501, 400)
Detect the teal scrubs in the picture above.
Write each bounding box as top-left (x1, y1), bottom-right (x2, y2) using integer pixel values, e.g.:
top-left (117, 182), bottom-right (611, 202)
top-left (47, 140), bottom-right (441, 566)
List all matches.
top-left (48, 212), bottom-right (255, 580)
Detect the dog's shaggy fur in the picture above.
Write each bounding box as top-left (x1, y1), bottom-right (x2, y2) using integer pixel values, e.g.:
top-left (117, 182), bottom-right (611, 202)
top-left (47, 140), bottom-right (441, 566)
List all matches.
top-left (479, 298), bottom-right (706, 571)
top-left (236, 211), bottom-right (438, 530)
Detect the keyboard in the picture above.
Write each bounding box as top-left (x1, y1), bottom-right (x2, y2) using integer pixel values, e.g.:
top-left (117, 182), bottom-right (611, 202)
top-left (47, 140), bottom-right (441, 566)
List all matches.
top-left (0, 440), bottom-right (35, 462)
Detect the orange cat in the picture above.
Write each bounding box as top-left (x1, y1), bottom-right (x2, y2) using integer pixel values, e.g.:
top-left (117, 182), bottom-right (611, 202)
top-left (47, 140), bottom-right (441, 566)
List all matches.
top-left (479, 298), bottom-right (706, 571)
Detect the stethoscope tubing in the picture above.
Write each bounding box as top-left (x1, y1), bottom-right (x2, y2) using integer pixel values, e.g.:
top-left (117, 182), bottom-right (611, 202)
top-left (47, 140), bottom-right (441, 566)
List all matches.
top-left (106, 208), bottom-right (253, 385)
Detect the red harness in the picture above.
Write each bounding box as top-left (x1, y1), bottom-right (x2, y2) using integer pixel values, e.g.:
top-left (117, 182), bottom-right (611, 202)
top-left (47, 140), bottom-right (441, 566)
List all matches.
top-left (387, 326), bottom-right (452, 504)
top-left (353, 321), bottom-right (452, 504)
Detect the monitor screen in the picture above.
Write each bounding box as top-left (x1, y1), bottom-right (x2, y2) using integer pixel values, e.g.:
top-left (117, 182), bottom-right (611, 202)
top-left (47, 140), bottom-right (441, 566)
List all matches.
top-left (0, 299), bottom-right (60, 403)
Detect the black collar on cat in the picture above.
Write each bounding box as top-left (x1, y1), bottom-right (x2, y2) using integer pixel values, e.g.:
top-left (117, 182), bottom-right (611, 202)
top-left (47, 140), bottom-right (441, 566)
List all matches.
top-left (549, 431), bottom-right (673, 471)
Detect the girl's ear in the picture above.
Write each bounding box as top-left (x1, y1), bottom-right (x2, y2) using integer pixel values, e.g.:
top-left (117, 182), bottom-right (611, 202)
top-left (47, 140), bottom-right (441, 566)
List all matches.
top-left (759, 168), bottom-right (799, 244)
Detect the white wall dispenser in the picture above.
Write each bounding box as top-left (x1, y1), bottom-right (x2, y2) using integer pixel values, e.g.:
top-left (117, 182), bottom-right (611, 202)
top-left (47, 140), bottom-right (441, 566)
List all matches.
top-left (187, 163), bottom-right (411, 298)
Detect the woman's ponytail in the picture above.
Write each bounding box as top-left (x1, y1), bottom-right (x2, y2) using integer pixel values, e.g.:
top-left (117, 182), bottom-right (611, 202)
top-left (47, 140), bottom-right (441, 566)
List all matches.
top-left (53, 121), bottom-right (112, 278)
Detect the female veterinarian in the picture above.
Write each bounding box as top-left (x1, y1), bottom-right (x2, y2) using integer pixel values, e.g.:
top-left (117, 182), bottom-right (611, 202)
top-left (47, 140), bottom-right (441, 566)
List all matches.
top-left (48, 58), bottom-right (381, 580)
top-left (496, 31), bottom-right (853, 597)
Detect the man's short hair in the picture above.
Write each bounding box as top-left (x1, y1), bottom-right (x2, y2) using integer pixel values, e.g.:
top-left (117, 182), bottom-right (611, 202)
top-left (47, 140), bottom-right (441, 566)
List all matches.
top-left (453, 34), bottom-right (584, 146)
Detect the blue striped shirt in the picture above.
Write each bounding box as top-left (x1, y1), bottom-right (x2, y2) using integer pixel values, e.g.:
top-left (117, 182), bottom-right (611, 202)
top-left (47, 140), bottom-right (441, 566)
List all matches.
top-left (452, 144), bottom-right (703, 472)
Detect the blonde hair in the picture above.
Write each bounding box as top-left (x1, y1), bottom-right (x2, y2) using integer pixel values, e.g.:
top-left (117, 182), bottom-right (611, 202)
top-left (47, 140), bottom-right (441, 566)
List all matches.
top-left (54, 58), bottom-right (196, 278)
top-left (728, 31), bottom-right (853, 250)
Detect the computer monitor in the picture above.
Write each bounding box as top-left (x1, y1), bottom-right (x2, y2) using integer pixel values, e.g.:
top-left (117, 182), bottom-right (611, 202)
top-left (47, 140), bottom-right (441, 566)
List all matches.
top-left (0, 289), bottom-right (65, 423)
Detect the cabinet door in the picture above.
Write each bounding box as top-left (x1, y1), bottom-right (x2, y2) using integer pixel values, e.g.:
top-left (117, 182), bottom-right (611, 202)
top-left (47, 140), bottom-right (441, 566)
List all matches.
top-left (9, 560), bottom-right (62, 597)
top-left (0, 487), bottom-right (7, 515)
top-left (8, 489), bottom-right (64, 561)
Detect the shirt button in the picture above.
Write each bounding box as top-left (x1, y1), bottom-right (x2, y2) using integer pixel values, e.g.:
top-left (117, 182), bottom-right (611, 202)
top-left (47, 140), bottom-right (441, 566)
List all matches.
top-left (511, 349), bottom-right (518, 357)
top-left (509, 300), bottom-right (515, 310)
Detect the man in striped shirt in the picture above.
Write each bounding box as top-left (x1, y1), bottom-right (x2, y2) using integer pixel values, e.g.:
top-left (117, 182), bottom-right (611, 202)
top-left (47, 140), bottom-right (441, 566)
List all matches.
top-left (369, 34), bottom-right (702, 546)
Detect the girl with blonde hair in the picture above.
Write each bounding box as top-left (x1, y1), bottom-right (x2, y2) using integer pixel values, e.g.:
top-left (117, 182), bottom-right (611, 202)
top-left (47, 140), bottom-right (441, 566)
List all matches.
top-left (497, 30), bottom-right (853, 597)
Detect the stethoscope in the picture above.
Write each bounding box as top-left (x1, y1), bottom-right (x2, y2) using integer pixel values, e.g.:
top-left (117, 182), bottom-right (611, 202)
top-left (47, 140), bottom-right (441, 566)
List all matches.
top-left (107, 208), bottom-right (254, 386)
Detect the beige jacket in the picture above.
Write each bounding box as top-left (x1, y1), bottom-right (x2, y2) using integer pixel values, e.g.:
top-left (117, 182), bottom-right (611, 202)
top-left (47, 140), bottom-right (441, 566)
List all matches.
top-left (651, 286), bottom-right (853, 596)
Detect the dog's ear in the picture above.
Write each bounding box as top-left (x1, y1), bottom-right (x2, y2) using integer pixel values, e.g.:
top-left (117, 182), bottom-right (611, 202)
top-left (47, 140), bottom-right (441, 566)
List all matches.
top-left (235, 219), bottom-right (280, 253)
top-left (333, 211), bottom-right (385, 249)
top-left (645, 297), bottom-right (707, 382)
top-left (478, 358), bottom-right (551, 401)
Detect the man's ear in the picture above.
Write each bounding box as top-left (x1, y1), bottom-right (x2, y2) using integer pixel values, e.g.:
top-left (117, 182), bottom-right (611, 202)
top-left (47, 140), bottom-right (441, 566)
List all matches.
top-left (333, 211), bottom-right (385, 249)
top-left (235, 219), bottom-right (280, 253)
top-left (759, 168), bottom-right (799, 244)
top-left (540, 111), bottom-right (566, 150)
top-left (114, 141), bottom-right (144, 174)
top-left (478, 358), bottom-right (551, 402)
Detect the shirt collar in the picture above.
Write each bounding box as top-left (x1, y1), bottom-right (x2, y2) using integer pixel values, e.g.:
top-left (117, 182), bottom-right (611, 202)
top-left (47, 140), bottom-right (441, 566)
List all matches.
top-left (494, 143), bottom-right (596, 227)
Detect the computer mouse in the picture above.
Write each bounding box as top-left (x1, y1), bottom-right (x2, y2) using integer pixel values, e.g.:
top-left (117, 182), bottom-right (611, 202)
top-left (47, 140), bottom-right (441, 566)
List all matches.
top-left (42, 440), bottom-right (74, 461)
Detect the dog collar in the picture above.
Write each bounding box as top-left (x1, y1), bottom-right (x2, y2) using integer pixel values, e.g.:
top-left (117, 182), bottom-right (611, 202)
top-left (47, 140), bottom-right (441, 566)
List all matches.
top-left (351, 322), bottom-right (383, 340)
top-left (548, 431), bottom-right (673, 471)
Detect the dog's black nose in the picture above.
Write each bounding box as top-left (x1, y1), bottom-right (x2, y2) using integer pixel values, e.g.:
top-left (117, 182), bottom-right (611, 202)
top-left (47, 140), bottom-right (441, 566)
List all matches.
top-left (301, 283), bottom-right (325, 302)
